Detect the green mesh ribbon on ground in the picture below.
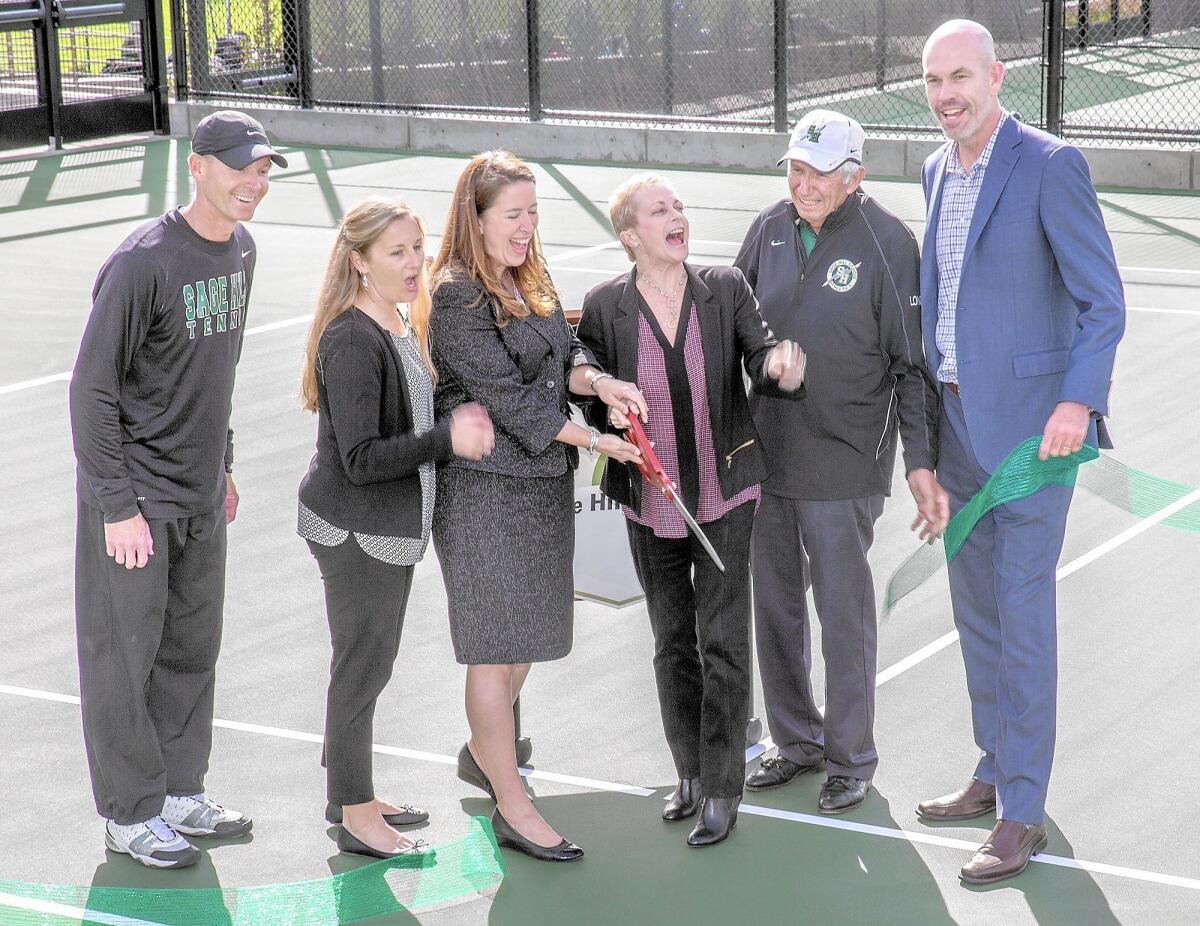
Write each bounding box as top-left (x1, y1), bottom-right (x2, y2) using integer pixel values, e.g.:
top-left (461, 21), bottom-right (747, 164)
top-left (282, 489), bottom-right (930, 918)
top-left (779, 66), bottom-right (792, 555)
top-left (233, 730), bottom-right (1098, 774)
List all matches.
top-left (0, 816), bottom-right (504, 926)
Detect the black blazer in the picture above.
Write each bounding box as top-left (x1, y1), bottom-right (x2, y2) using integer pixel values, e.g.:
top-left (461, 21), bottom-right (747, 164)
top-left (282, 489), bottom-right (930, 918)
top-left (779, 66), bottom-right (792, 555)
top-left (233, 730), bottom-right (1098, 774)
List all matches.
top-left (430, 273), bottom-right (594, 478)
top-left (576, 263), bottom-right (800, 513)
top-left (298, 308), bottom-right (453, 536)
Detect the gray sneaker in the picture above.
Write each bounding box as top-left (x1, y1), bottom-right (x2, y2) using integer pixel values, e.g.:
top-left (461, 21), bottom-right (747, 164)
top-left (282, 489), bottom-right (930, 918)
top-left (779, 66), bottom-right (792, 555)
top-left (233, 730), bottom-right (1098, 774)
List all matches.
top-left (104, 816), bottom-right (200, 869)
top-left (162, 793), bottom-right (253, 838)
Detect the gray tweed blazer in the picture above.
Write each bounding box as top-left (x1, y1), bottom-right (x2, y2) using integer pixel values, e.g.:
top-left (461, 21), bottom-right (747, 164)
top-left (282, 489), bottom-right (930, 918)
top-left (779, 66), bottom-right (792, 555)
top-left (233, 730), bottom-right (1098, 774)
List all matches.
top-left (429, 274), bottom-right (596, 478)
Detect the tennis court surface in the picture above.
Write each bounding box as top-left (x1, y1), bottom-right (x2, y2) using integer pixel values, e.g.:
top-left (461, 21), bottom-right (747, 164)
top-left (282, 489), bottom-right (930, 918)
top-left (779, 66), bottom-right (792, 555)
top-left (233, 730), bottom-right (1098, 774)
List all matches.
top-left (1, 138), bottom-right (1198, 925)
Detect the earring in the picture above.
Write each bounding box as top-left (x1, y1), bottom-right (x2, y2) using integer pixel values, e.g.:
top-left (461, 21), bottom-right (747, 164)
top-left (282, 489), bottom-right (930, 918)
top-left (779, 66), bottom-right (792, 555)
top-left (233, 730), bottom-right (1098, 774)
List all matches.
top-left (361, 274), bottom-right (369, 290)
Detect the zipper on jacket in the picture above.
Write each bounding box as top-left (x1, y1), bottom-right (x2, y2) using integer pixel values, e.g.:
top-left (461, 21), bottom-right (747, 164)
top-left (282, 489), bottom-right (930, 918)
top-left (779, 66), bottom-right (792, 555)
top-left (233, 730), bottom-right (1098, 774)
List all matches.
top-left (726, 438), bottom-right (755, 468)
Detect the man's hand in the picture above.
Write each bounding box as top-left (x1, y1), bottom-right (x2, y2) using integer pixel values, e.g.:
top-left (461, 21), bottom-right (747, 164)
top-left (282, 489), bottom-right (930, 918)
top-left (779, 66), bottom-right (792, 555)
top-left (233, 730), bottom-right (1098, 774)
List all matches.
top-left (1038, 401), bottom-right (1090, 461)
top-left (766, 340), bottom-right (806, 392)
top-left (907, 468), bottom-right (950, 541)
top-left (104, 513), bottom-right (154, 569)
top-left (224, 473), bottom-right (240, 524)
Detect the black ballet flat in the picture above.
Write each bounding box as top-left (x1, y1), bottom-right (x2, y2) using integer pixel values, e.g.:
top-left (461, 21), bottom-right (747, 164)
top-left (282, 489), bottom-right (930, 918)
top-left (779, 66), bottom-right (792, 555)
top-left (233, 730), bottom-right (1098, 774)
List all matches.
top-left (490, 808), bottom-right (583, 862)
top-left (457, 742), bottom-right (496, 799)
top-left (325, 801), bottom-right (430, 827)
top-left (662, 778), bottom-right (703, 822)
top-left (335, 826), bottom-right (435, 861)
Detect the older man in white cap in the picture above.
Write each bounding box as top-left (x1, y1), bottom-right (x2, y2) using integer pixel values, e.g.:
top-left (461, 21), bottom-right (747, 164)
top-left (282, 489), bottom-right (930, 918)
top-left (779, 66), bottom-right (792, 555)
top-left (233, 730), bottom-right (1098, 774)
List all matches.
top-left (735, 110), bottom-right (948, 813)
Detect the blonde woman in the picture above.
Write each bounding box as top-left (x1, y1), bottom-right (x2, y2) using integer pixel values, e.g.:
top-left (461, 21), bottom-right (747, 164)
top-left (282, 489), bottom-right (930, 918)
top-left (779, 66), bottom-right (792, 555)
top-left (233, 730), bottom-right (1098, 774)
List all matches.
top-left (576, 174), bottom-right (804, 847)
top-left (297, 197), bottom-right (494, 860)
top-left (429, 152), bottom-right (645, 862)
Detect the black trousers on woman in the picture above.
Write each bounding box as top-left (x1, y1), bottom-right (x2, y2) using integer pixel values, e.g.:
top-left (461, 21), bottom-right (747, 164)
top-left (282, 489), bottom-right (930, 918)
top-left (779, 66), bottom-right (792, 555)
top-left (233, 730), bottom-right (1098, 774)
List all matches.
top-left (307, 537), bottom-right (414, 806)
top-left (625, 500), bottom-right (755, 799)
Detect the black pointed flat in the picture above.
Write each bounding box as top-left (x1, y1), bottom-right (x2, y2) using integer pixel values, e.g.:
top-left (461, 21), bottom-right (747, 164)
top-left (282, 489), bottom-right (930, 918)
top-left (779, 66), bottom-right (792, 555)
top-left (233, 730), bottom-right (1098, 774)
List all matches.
top-left (490, 808), bottom-right (583, 862)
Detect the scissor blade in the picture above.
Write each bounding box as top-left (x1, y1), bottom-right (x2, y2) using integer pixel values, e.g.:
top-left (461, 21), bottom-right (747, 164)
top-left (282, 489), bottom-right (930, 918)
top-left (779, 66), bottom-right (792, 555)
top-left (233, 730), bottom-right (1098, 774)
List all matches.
top-left (667, 489), bottom-right (726, 573)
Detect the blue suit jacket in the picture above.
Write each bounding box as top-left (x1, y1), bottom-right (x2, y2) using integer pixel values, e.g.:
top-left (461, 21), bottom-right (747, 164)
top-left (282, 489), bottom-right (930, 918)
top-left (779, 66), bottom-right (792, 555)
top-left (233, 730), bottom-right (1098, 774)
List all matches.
top-left (920, 117), bottom-right (1125, 473)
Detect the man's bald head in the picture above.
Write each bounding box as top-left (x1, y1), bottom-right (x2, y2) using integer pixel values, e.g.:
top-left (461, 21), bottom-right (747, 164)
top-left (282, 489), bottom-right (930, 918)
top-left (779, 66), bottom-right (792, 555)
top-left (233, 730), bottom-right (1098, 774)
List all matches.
top-left (923, 19), bottom-right (997, 70)
top-left (922, 18), bottom-right (1005, 151)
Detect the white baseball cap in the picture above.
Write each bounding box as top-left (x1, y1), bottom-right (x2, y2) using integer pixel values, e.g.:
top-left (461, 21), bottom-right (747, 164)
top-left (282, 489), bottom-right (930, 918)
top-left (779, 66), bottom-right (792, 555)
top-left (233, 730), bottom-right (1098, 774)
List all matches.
top-left (777, 109), bottom-right (865, 172)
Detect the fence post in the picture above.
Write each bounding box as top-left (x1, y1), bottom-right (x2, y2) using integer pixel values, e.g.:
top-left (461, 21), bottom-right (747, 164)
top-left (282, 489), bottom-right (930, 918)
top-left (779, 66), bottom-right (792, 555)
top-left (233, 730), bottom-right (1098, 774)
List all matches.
top-left (368, 0), bottom-right (383, 104)
top-left (773, 0), bottom-right (787, 132)
top-left (290, 0), bottom-right (314, 107)
top-left (169, 0), bottom-right (188, 101)
top-left (186, 0), bottom-right (210, 98)
top-left (874, 0), bottom-right (886, 90)
top-left (662, 0), bottom-right (673, 115)
top-left (527, 0), bottom-right (541, 121)
top-left (1044, 0), bottom-right (1065, 136)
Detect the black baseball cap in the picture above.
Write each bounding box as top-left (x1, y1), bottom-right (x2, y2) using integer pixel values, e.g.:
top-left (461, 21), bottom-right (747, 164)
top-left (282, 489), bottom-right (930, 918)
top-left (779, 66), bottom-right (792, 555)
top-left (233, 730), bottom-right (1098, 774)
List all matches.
top-left (191, 110), bottom-right (288, 169)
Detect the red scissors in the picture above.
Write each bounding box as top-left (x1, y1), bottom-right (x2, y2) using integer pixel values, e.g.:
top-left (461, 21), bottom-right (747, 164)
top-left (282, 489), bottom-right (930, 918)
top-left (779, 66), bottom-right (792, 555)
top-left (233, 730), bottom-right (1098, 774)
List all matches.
top-left (622, 416), bottom-right (726, 573)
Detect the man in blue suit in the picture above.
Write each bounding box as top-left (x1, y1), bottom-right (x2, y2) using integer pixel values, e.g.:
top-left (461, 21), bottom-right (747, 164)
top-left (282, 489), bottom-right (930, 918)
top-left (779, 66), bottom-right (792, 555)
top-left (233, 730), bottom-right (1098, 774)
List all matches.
top-left (916, 20), bottom-right (1124, 883)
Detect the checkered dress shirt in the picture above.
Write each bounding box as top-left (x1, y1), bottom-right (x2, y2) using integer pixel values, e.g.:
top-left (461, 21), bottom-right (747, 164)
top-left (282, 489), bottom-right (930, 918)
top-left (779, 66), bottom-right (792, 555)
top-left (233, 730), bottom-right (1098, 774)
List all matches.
top-left (623, 303), bottom-right (759, 538)
top-left (934, 112), bottom-right (1009, 385)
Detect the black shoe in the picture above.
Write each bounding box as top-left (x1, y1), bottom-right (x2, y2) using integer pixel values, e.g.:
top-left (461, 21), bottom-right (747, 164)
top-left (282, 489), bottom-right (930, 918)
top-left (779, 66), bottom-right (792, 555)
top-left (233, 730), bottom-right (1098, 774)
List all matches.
top-left (745, 754), bottom-right (822, 791)
top-left (325, 801), bottom-right (429, 827)
top-left (490, 808), bottom-right (583, 862)
top-left (335, 826), bottom-right (434, 860)
top-left (818, 776), bottom-right (871, 814)
top-left (662, 778), bottom-right (702, 822)
top-left (687, 796), bottom-right (739, 847)
top-left (457, 742), bottom-right (495, 799)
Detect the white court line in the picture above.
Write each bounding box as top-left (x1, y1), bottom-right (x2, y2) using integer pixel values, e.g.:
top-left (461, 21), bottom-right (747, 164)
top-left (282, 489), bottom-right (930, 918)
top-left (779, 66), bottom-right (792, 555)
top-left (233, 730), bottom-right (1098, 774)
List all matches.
top-left (0, 314), bottom-right (315, 396)
top-left (738, 805), bottom-right (1200, 891)
top-left (0, 371), bottom-right (71, 395)
top-left (0, 686), bottom-right (655, 799)
top-left (0, 891), bottom-right (172, 926)
top-left (858, 483), bottom-right (1200, 694)
top-left (2, 682), bottom-right (1196, 892)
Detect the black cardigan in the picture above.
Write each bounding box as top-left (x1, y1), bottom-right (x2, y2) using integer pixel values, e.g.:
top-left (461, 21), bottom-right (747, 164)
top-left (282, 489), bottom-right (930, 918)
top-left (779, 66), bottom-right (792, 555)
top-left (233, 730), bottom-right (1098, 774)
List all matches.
top-left (298, 308), bottom-right (454, 536)
top-left (576, 262), bottom-right (801, 513)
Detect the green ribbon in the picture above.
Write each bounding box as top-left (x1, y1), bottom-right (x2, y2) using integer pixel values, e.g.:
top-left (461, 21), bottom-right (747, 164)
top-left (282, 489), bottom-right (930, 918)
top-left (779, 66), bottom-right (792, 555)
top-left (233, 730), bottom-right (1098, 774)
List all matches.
top-left (882, 436), bottom-right (1191, 614)
top-left (0, 817), bottom-right (504, 926)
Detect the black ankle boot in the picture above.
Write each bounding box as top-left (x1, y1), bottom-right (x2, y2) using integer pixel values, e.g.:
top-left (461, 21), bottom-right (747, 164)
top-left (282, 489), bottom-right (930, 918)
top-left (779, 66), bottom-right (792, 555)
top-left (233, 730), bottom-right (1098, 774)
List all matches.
top-left (662, 778), bottom-right (702, 822)
top-left (687, 796), bottom-right (739, 847)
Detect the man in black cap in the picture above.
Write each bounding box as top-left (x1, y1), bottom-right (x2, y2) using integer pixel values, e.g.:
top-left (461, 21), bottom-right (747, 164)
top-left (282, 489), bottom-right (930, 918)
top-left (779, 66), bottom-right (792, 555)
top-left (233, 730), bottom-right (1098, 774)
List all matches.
top-left (69, 110), bottom-right (287, 869)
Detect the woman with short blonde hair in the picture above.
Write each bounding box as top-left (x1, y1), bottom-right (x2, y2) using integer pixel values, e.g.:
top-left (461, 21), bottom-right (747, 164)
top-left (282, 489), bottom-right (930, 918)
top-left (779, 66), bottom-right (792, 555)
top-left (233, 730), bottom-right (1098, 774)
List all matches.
top-left (578, 174), bottom-right (805, 848)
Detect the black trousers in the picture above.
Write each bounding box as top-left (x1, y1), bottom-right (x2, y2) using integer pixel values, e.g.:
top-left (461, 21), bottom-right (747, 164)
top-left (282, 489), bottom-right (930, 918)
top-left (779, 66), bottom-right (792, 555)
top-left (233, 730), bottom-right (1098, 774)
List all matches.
top-left (307, 536), bottom-right (414, 806)
top-left (75, 499), bottom-right (226, 825)
top-left (625, 500), bottom-right (755, 798)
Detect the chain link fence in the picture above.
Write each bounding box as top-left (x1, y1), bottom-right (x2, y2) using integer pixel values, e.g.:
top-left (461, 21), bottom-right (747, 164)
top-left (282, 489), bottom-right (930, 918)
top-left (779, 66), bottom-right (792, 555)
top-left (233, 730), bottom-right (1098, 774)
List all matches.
top-left (168, 0), bottom-right (1200, 143)
top-left (1061, 0), bottom-right (1200, 141)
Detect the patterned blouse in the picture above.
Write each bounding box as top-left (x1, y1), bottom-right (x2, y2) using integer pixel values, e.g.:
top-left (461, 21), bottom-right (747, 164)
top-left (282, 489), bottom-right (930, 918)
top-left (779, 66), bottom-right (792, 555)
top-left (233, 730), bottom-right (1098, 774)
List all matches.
top-left (623, 292), bottom-right (760, 539)
top-left (297, 329), bottom-right (435, 566)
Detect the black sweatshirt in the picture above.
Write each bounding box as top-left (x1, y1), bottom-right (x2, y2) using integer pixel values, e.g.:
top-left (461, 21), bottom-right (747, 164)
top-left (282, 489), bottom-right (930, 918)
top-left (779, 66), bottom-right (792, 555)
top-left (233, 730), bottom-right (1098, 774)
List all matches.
top-left (735, 190), bottom-right (938, 500)
top-left (70, 209), bottom-right (255, 522)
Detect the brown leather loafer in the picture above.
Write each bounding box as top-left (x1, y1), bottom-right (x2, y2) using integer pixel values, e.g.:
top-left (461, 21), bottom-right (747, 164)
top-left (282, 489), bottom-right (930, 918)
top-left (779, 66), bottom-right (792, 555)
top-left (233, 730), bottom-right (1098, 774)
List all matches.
top-left (917, 778), bottom-right (996, 821)
top-left (960, 820), bottom-right (1048, 884)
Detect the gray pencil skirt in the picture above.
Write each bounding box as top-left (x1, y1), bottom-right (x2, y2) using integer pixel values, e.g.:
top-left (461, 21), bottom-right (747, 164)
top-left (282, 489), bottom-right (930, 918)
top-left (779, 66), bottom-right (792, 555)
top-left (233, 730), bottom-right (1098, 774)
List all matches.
top-left (433, 465), bottom-right (574, 665)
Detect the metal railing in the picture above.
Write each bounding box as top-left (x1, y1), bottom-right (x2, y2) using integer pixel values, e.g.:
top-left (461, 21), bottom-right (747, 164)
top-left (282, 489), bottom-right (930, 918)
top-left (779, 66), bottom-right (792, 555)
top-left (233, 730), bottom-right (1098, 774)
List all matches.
top-left (166, 0), bottom-right (1200, 144)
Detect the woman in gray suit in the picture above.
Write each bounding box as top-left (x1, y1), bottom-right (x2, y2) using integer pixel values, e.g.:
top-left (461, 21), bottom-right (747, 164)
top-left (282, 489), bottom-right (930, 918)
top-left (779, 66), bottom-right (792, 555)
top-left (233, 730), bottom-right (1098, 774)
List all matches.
top-left (428, 150), bottom-right (645, 862)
